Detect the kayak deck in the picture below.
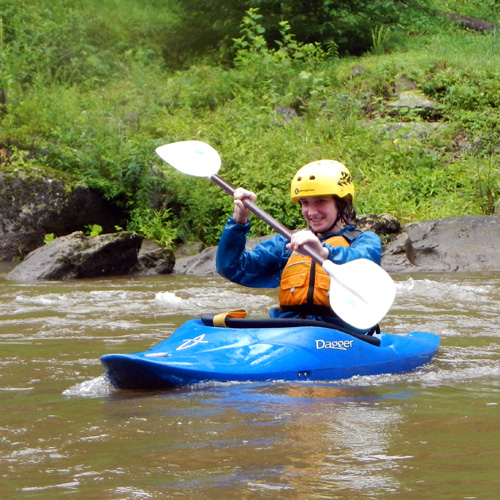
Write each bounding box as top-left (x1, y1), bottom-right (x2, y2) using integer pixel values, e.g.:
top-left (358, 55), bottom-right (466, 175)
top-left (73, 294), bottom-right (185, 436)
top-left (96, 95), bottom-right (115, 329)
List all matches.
top-left (101, 319), bottom-right (440, 390)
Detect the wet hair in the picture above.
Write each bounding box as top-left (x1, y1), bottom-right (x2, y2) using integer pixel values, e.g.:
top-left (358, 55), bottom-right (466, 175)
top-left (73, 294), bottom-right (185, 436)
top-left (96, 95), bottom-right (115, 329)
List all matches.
top-left (334, 194), bottom-right (356, 226)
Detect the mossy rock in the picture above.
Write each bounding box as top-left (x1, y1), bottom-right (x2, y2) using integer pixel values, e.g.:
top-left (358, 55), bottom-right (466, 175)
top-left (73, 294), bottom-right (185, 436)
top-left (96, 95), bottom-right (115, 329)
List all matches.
top-left (0, 165), bottom-right (118, 261)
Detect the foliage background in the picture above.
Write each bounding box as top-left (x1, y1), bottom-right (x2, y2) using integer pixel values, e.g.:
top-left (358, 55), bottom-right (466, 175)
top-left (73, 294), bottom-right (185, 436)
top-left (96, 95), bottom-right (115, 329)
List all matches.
top-left (1, 0), bottom-right (500, 246)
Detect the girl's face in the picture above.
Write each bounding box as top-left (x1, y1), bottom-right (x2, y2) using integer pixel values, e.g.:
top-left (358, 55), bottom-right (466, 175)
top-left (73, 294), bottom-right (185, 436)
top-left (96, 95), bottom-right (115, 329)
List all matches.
top-left (299, 196), bottom-right (339, 235)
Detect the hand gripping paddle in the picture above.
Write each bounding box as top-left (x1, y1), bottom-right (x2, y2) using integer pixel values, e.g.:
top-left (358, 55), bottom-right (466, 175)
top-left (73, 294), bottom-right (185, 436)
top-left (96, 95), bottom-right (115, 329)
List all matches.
top-left (155, 140), bottom-right (396, 330)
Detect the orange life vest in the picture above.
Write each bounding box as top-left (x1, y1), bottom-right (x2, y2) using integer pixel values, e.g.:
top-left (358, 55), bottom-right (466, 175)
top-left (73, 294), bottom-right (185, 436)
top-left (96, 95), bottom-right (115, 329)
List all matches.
top-left (279, 235), bottom-right (350, 313)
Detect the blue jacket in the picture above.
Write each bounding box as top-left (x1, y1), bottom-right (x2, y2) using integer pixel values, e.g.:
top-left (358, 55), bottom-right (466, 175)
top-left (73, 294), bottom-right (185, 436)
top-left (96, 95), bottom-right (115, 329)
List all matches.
top-left (215, 217), bottom-right (382, 332)
top-left (216, 217), bottom-right (382, 289)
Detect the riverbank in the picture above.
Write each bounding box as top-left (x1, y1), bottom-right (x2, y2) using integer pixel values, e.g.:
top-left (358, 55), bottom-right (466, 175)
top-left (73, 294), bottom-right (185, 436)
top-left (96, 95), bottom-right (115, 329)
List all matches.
top-left (4, 215), bottom-right (500, 281)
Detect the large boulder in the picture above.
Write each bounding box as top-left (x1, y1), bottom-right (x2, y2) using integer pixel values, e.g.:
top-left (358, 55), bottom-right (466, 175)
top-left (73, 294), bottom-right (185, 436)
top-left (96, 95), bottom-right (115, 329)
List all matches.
top-left (6, 231), bottom-right (143, 281)
top-left (382, 216), bottom-right (500, 272)
top-left (0, 165), bottom-right (119, 261)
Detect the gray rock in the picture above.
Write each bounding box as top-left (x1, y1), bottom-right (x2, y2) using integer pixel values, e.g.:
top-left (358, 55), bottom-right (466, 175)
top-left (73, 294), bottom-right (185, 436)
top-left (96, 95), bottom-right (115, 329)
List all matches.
top-left (382, 216), bottom-right (500, 272)
top-left (6, 231), bottom-right (143, 282)
top-left (0, 165), bottom-right (118, 261)
top-left (394, 75), bottom-right (418, 94)
top-left (376, 121), bottom-right (446, 140)
top-left (437, 10), bottom-right (497, 32)
top-left (174, 235), bottom-right (272, 276)
top-left (388, 90), bottom-right (436, 111)
top-left (174, 241), bottom-right (205, 258)
top-left (137, 241), bottom-right (175, 275)
top-left (174, 246), bottom-right (218, 276)
top-left (275, 107), bottom-right (299, 121)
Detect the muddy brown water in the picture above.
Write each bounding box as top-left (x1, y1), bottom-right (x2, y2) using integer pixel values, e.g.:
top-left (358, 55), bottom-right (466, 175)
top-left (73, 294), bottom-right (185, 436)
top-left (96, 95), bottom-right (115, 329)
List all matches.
top-left (1, 263), bottom-right (499, 499)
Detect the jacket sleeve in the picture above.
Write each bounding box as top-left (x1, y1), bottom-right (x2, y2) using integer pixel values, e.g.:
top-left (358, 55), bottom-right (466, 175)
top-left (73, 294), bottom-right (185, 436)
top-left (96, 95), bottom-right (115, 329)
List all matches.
top-left (324, 231), bottom-right (382, 265)
top-left (216, 217), bottom-right (288, 288)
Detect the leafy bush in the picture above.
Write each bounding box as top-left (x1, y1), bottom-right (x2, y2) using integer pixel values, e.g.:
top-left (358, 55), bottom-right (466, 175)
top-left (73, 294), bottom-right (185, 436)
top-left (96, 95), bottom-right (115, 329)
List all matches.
top-left (166, 0), bottom-right (439, 61)
top-left (126, 208), bottom-right (178, 248)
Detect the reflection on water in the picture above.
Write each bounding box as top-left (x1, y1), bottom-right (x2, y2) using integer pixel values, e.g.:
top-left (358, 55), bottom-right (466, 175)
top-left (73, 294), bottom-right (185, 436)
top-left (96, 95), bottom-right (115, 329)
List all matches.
top-left (1, 271), bottom-right (500, 499)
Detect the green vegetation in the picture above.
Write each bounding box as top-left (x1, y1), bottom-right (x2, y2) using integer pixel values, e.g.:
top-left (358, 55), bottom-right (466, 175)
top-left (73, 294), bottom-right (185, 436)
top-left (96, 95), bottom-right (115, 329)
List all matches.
top-left (1, 0), bottom-right (500, 246)
top-left (44, 233), bottom-right (56, 244)
top-left (85, 224), bottom-right (103, 237)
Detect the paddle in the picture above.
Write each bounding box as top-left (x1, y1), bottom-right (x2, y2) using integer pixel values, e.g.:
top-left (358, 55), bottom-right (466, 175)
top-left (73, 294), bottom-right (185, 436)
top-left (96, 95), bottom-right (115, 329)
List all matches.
top-left (155, 140), bottom-right (396, 330)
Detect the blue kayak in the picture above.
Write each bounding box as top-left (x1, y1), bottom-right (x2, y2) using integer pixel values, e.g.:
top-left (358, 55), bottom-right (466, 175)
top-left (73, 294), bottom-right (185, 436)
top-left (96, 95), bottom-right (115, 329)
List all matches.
top-left (100, 316), bottom-right (440, 390)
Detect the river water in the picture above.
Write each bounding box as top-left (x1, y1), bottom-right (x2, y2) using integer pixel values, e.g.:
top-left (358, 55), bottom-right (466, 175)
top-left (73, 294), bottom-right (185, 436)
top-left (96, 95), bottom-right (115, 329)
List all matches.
top-left (1, 262), bottom-right (499, 499)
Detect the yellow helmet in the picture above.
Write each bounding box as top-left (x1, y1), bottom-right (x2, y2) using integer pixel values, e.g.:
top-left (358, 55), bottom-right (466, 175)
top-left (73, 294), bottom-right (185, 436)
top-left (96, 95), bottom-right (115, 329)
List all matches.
top-left (290, 160), bottom-right (354, 202)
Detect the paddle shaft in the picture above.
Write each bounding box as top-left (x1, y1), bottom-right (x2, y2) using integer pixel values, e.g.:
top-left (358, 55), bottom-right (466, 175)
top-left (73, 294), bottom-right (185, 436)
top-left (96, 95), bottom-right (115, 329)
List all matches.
top-left (210, 174), bottom-right (327, 265)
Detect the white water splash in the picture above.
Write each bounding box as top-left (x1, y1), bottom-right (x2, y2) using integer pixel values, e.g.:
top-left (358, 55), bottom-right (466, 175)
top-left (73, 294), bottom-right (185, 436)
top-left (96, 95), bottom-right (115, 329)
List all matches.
top-left (155, 288), bottom-right (274, 315)
top-left (63, 375), bottom-right (114, 398)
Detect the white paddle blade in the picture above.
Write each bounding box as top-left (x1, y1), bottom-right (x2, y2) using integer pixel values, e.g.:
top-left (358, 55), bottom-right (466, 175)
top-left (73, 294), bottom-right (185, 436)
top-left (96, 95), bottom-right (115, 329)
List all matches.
top-left (322, 259), bottom-right (396, 330)
top-left (155, 140), bottom-right (221, 177)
